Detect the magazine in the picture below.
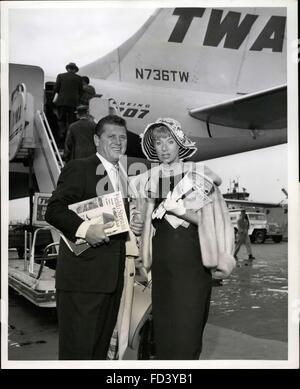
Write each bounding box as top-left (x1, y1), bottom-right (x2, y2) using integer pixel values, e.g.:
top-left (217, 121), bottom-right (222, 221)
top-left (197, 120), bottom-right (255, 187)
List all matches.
top-left (152, 169), bottom-right (214, 220)
top-left (61, 191), bottom-right (129, 255)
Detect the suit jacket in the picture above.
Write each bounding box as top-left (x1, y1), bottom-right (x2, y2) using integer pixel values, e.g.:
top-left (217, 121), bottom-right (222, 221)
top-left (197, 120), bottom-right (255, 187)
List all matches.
top-left (64, 118), bottom-right (96, 162)
top-left (45, 154), bottom-right (128, 293)
top-left (54, 72), bottom-right (83, 108)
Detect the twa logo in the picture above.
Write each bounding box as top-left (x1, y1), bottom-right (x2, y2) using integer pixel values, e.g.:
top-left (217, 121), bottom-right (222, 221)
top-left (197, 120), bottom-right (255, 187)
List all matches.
top-left (168, 8), bottom-right (286, 53)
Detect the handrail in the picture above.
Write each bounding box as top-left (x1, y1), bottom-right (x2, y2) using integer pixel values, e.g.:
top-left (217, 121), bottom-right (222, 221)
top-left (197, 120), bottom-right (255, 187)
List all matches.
top-left (37, 110), bottom-right (64, 169)
top-left (36, 242), bottom-right (60, 280)
top-left (33, 110), bottom-right (62, 192)
top-left (29, 226), bottom-right (58, 275)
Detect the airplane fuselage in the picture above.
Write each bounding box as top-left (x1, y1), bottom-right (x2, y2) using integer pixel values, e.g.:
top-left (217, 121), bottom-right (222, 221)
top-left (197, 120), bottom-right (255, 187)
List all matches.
top-left (89, 78), bottom-right (286, 161)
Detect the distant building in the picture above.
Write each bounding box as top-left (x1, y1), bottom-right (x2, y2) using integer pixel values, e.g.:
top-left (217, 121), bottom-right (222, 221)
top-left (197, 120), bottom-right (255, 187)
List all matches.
top-left (223, 179), bottom-right (250, 201)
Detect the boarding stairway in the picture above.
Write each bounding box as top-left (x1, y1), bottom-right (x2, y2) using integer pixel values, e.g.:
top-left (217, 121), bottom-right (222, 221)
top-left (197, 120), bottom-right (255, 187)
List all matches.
top-left (9, 83), bottom-right (64, 307)
top-left (33, 110), bottom-right (64, 192)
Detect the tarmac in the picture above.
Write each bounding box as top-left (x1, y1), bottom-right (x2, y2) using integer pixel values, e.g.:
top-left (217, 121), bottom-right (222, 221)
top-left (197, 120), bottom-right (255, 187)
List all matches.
top-left (124, 323), bottom-right (287, 360)
top-left (7, 241), bottom-right (288, 361)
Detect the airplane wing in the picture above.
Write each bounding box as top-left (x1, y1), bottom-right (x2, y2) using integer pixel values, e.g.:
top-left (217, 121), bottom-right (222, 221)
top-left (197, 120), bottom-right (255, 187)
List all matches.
top-left (189, 85), bottom-right (287, 130)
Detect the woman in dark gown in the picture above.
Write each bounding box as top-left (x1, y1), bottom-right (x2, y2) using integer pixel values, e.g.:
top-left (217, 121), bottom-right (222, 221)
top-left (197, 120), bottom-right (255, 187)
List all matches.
top-left (139, 118), bottom-right (221, 360)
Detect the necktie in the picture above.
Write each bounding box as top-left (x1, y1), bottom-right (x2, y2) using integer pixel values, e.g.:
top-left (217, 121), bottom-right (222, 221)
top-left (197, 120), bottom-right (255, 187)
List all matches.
top-left (116, 163), bottom-right (130, 217)
top-left (113, 164), bottom-right (120, 192)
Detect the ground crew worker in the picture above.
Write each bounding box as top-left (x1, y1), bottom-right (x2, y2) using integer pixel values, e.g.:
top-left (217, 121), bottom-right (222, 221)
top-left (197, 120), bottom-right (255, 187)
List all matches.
top-left (234, 210), bottom-right (255, 263)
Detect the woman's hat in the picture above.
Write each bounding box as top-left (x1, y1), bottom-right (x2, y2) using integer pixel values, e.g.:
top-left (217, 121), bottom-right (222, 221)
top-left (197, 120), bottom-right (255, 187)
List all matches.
top-left (66, 62), bottom-right (79, 72)
top-left (140, 117), bottom-right (197, 162)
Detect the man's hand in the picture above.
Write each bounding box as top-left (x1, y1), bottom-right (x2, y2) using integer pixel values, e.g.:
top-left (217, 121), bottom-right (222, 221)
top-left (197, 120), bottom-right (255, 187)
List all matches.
top-left (130, 211), bottom-right (144, 236)
top-left (85, 221), bottom-right (115, 247)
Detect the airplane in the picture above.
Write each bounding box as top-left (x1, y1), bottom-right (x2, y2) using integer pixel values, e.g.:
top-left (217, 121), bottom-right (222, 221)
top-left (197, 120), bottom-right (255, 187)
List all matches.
top-left (6, 6), bottom-right (288, 358)
top-left (9, 7), bottom-right (287, 191)
top-left (82, 7), bottom-right (287, 161)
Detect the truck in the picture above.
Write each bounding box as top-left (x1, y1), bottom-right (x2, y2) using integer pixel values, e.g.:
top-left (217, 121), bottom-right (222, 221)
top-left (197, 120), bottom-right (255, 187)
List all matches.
top-left (229, 209), bottom-right (283, 244)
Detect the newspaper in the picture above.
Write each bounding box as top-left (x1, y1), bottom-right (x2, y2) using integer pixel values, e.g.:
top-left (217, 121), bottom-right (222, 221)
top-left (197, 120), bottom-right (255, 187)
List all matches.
top-left (61, 191), bottom-right (129, 255)
top-left (152, 169), bottom-right (214, 220)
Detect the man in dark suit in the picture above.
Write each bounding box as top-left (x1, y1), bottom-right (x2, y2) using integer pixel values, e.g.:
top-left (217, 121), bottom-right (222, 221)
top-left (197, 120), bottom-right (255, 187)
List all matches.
top-left (45, 115), bottom-right (143, 360)
top-left (80, 76), bottom-right (96, 105)
top-left (53, 62), bottom-right (83, 147)
top-left (63, 105), bottom-right (96, 162)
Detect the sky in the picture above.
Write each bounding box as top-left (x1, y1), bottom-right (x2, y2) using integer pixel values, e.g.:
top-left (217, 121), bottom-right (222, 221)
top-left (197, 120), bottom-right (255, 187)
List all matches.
top-left (6, 4), bottom-right (289, 221)
top-left (8, 7), bottom-right (155, 78)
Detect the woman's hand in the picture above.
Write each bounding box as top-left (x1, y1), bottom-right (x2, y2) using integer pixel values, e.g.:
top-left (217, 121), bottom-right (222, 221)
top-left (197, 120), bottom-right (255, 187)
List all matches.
top-left (163, 193), bottom-right (186, 216)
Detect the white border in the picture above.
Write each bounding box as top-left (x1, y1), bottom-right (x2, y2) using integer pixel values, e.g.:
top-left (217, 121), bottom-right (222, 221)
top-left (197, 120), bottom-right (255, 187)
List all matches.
top-left (286, 0), bottom-right (299, 367)
top-left (1, 0), bottom-right (10, 370)
top-left (1, 0), bottom-right (299, 369)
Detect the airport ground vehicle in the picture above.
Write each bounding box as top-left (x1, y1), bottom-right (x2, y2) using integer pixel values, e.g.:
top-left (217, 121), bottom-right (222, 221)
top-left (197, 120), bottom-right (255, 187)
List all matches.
top-left (266, 222), bottom-right (283, 243)
top-left (229, 209), bottom-right (283, 244)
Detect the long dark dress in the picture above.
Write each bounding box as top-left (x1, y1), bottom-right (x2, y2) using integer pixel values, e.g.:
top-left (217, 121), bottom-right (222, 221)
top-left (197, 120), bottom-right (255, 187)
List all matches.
top-left (151, 173), bottom-right (212, 360)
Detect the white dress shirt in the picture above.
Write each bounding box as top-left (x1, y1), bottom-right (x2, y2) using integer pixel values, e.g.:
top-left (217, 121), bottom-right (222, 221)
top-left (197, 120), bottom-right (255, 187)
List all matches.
top-left (96, 152), bottom-right (120, 192)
